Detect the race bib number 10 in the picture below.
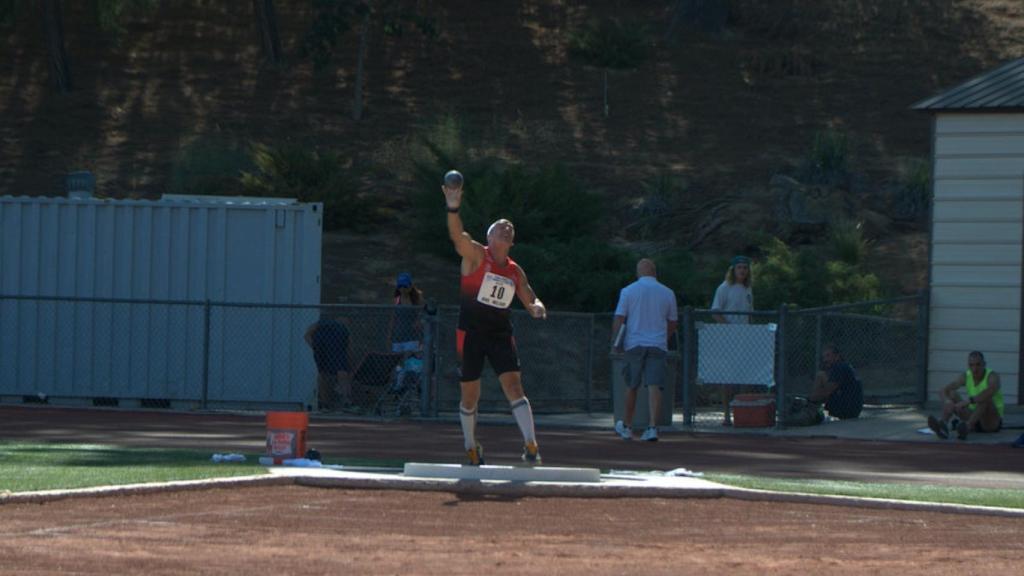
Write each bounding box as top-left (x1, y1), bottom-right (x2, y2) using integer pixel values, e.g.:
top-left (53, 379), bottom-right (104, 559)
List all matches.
top-left (477, 272), bottom-right (516, 309)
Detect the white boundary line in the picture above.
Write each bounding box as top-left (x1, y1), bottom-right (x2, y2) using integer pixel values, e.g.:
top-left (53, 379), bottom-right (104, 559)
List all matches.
top-left (3, 469), bottom-right (1023, 519)
top-left (0, 474), bottom-right (290, 505)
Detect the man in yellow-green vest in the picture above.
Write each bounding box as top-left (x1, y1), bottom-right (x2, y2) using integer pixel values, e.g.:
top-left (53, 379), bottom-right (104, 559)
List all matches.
top-left (927, 351), bottom-right (1004, 440)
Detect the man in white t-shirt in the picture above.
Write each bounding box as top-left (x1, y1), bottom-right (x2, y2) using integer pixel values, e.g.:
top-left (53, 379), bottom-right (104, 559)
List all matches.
top-left (711, 255), bottom-right (753, 426)
top-left (610, 259), bottom-right (678, 441)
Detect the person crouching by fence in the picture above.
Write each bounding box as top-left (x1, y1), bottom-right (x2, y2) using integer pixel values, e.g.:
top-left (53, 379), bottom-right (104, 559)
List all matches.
top-left (809, 343), bottom-right (863, 420)
top-left (304, 311), bottom-right (352, 411)
top-left (611, 258), bottom-right (679, 442)
top-left (784, 343), bottom-right (863, 426)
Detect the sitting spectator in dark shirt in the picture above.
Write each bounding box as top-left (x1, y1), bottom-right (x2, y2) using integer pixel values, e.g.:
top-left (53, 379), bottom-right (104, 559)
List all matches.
top-left (304, 312), bottom-right (351, 411)
top-left (808, 343), bottom-right (863, 420)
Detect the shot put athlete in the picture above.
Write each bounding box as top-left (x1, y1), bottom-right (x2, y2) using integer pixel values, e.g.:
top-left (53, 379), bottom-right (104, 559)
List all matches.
top-left (442, 169), bottom-right (547, 466)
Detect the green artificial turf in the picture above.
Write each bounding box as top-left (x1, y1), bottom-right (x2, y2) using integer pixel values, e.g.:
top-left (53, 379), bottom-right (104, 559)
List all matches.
top-left (705, 473), bottom-right (1024, 509)
top-left (0, 442), bottom-right (267, 493)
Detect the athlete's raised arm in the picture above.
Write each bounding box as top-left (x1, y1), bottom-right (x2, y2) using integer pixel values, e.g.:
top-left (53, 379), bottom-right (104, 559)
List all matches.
top-left (442, 170), bottom-right (483, 272)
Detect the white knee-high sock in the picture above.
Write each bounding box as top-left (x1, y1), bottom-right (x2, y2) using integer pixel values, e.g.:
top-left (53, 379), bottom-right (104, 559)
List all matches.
top-left (459, 404), bottom-right (478, 450)
top-left (510, 397), bottom-right (536, 445)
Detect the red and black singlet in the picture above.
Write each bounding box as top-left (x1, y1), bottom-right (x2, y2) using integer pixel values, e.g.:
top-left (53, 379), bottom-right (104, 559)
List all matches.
top-left (458, 247), bottom-right (522, 335)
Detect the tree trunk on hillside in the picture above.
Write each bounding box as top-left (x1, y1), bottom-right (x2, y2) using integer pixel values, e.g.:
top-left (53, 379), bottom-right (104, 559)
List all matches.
top-left (352, 6), bottom-right (370, 121)
top-left (253, 0), bottom-right (282, 64)
top-left (42, 0), bottom-right (71, 92)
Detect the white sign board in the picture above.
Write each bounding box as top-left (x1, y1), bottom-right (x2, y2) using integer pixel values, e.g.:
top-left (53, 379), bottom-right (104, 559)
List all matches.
top-left (697, 323), bottom-right (776, 387)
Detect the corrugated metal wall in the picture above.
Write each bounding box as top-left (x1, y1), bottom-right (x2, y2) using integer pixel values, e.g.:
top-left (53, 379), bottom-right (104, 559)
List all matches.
top-left (0, 196), bottom-right (322, 407)
top-left (928, 113), bottom-right (1024, 404)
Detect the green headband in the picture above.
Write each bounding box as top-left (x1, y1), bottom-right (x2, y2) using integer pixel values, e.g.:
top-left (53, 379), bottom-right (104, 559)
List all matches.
top-left (731, 256), bottom-right (750, 267)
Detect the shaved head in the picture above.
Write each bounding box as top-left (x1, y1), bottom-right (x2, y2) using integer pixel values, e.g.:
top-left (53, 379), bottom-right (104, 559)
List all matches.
top-left (486, 219), bottom-right (515, 248)
top-left (637, 258), bottom-right (656, 277)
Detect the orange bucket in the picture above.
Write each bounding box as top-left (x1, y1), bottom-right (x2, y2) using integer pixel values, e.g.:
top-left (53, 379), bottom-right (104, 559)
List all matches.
top-left (265, 411), bottom-right (308, 464)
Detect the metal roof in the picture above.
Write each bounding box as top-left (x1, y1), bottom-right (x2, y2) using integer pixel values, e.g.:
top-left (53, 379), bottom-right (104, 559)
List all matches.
top-left (913, 57), bottom-right (1024, 112)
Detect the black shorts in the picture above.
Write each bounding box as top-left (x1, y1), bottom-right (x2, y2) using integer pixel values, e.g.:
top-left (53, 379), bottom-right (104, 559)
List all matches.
top-left (456, 329), bottom-right (520, 382)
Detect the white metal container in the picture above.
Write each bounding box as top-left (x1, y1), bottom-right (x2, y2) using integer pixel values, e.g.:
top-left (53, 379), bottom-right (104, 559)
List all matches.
top-left (0, 195), bottom-right (321, 302)
top-left (0, 195), bottom-right (323, 407)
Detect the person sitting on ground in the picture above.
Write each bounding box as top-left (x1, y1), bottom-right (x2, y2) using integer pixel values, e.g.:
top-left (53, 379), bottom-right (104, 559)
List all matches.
top-left (927, 351), bottom-right (1004, 440)
top-left (808, 343), bottom-right (863, 420)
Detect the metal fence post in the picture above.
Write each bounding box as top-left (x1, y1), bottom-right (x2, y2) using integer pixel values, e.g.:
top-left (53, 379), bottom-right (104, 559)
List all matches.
top-left (201, 300), bottom-right (211, 410)
top-left (586, 314), bottom-right (594, 414)
top-left (814, 312), bottom-right (823, 374)
top-left (421, 307), bottom-right (436, 417)
top-left (916, 289), bottom-right (930, 406)
top-left (774, 304), bottom-right (787, 429)
top-left (681, 306), bottom-right (693, 426)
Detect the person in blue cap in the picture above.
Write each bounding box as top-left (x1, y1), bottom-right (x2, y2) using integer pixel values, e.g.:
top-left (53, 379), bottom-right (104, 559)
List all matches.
top-left (391, 272), bottom-right (423, 351)
top-left (390, 272), bottom-right (424, 392)
top-left (711, 255), bottom-right (754, 426)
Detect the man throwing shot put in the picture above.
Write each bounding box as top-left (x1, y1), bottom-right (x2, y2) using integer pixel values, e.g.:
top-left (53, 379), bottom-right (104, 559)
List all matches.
top-left (443, 170), bottom-right (547, 466)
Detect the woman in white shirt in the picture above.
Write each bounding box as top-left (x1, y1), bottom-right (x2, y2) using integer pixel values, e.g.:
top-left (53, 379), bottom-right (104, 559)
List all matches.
top-left (712, 256), bottom-right (753, 426)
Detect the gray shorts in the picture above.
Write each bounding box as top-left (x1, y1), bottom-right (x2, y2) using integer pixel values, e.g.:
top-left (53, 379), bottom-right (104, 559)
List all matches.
top-left (623, 346), bottom-right (667, 390)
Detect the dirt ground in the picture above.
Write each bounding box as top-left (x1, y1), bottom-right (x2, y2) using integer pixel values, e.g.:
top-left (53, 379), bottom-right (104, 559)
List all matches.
top-left (3, 405), bottom-right (1024, 573)
top-left (1, 485), bottom-right (1022, 575)
top-left (2, 406), bottom-right (1024, 490)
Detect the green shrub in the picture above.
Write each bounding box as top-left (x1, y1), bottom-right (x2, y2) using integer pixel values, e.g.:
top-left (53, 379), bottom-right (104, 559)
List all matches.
top-left (829, 219), bottom-right (869, 265)
top-left (802, 129), bottom-right (849, 185)
top-left (410, 114), bottom-right (467, 172)
top-left (411, 155), bottom-right (606, 256)
top-left (792, 249), bottom-right (832, 306)
top-left (624, 173), bottom-right (689, 241)
top-left (656, 249), bottom-right (720, 307)
top-left (568, 18), bottom-right (650, 69)
top-left (240, 144), bottom-right (381, 232)
top-left (513, 240), bottom-right (636, 312)
top-left (96, 0), bottom-right (158, 37)
top-left (513, 244), bottom-right (711, 313)
top-left (169, 137), bottom-right (253, 197)
top-left (753, 236), bottom-right (881, 309)
top-left (751, 237), bottom-right (799, 309)
top-left (893, 158), bottom-right (931, 222)
top-left (825, 260), bottom-right (880, 304)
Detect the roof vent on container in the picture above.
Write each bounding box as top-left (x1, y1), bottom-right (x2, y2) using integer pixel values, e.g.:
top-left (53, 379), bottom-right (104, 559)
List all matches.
top-left (65, 171), bottom-right (95, 199)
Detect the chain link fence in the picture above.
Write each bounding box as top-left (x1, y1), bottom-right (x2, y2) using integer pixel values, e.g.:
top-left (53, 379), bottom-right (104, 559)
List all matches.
top-left (1, 293), bottom-right (927, 421)
top-left (680, 294), bottom-right (928, 427)
top-left (786, 298), bottom-right (925, 405)
top-left (433, 307), bottom-right (599, 414)
top-left (681, 309), bottom-right (781, 427)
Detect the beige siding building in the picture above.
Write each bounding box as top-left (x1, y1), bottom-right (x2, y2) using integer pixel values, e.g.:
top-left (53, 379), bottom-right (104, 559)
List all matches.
top-left (914, 58), bottom-right (1024, 405)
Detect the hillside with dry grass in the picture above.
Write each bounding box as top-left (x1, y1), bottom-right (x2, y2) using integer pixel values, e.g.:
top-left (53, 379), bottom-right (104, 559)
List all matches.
top-left (2, 1), bottom-right (1022, 306)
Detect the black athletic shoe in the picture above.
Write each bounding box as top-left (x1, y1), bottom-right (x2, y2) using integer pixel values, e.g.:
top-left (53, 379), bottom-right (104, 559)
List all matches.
top-left (927, 415), bottom-right (949, 439)
top-left (956, 421), bottom-right (969, 441)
